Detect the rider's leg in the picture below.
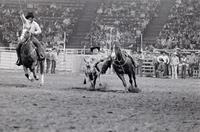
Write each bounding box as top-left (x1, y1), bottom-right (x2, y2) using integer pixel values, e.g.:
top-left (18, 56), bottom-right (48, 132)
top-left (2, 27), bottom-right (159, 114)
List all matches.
top-left (16, 41), bottom-right (23, 66)
top-left (31, 36), bottom-right (45, 60)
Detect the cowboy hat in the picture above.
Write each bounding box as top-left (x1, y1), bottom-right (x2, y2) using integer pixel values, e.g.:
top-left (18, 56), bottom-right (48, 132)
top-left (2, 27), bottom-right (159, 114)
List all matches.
top-left (25, 12), bottom-right (34, 19)
top-left (90, 46), bottom-right (100, 52)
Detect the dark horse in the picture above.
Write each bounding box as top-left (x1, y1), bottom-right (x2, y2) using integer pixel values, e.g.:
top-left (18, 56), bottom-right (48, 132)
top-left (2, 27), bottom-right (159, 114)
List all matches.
top-left (20, 32), bottom-right (45, 85)
top-left (101, 45), bottom-right (140, 93)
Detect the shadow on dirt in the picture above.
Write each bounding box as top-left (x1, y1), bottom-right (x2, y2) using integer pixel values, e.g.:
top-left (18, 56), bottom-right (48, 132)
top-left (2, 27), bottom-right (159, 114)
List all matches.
top-left (71, 87), bottom-right (140, 93)
top-left (0, 83), bottom-right (28, 88)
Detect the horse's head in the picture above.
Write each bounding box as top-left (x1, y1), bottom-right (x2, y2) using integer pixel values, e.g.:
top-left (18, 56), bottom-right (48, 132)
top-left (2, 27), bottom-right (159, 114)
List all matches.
top-left (23, 30), bottom-right (32, 43)
top-left (114, 44), bottom-right (123, 61)
top-left (101, 56), bottom-right (112, 74)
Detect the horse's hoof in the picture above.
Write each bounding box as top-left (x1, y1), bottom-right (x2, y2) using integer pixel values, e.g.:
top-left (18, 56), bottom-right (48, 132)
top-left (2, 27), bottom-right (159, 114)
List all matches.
top-left (35, 76), bottom-right (39, 80)
top-left (30, 78), bottom-right (34, 82)
top-left (129, 88), bottom-right (141, 93)
top-left (89, 85), bottom-right (95, 91)
top-left (88, 88), bottom-right (95, 91)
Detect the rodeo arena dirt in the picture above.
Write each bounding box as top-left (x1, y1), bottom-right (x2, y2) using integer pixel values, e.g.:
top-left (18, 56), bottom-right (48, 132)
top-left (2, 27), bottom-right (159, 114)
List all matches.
top-left (1, 0), bottom-right (200, 132)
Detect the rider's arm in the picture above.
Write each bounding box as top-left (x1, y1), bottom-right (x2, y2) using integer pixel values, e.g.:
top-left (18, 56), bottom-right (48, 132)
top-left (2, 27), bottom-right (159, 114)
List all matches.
top-left (33, 22), bottom-right (42, 35)
top-left (20, 11), bottom-right (27, 24)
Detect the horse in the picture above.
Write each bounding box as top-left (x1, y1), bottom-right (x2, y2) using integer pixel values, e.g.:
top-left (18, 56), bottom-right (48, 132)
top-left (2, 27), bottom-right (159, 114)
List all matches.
top-left (101, 45), bottom-right (140, 93)
top-left (20, 32), bottom-right (45, 85)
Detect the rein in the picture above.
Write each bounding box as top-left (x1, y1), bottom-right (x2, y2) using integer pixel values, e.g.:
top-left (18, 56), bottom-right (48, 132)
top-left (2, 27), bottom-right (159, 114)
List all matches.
top-left (113, 53), bottom-right (127, 67)
top-left (112, 52), bottom-right (127, 74)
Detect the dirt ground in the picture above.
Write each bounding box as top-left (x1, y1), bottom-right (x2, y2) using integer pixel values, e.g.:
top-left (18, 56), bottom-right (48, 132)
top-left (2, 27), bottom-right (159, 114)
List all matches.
top-left (0, 70), bottom-right (200, 132)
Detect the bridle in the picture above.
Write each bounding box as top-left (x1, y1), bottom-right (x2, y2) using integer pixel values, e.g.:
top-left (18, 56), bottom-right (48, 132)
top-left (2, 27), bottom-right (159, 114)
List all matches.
top-left (112, 48), bottom-right (127, 74)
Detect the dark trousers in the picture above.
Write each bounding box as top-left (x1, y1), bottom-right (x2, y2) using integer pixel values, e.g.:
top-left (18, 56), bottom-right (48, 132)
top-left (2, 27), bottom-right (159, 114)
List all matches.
top-left (181, 65), bottom-right (187, 79)
top-left (154, 62), bottom-right (159, 78)
top-left (51, 60), bottom-right (56, 74)
top-left (46, 59), bottom-right (51, 73)
top-left (188, 63), bottom-right (194, 77)
top-left (164, 63), bottom-right (169, 76)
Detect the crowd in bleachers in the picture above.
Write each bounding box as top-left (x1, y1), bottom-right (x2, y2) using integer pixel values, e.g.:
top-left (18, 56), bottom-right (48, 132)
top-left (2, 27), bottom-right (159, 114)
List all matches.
top-left (156, 0), bottom-right (200, 49)
top-left (85, 0), bottom-right (160, 48)
top-left (0, 2), bottom-right (84, 47)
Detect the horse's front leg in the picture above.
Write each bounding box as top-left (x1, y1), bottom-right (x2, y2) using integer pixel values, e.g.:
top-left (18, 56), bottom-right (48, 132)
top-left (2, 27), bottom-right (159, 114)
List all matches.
top-left (133, 73), bottom-right (137, 88)
top-left (116, 73), bottom-right (128, 92)
top-left (128, 73), bottom-right (133, 90)
top-left (24, 66), bottom-right (34, 82)
top-left (31, 62), bottom-right (39, 80)
top-left (32, 67), bottom-right (39, 80)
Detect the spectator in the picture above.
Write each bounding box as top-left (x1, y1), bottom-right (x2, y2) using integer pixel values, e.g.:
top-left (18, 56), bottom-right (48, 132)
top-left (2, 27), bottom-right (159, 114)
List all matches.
top-left (45, 49), bottom-right (52, 74)
top-left (198, 53), bottom-right (200, 78)
top-left (180, 54), bottom-right (188, 79)
top-left (136, 51), bottom-right (145, 77)
top-left (170, 52), bottom-right (179, 79)
top-left (187, 52), bottom-right (196, 77)
top-left (157, 51), bottom-right (170, 77)
top-left (157, 58), bottom-right (165, 78)
top-left (153, 52), bottom-right (160, 78)
top-left (51, 48), bottom-right (58, 74)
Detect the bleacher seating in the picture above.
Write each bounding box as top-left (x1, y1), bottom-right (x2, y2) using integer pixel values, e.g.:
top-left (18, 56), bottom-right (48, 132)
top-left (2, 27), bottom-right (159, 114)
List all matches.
top-left (0, 0), bottom-right (86, 48)
top-left (157, 0), bottom-right (200, 50)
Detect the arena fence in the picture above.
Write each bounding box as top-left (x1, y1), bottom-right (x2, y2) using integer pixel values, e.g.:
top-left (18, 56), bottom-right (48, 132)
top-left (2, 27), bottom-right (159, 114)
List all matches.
top-left (141, 58), bottom-right (155, 77)
top-left (0, 49), bottom-right (88, 73)
top-left (0, 49), bottom-right (199, 78)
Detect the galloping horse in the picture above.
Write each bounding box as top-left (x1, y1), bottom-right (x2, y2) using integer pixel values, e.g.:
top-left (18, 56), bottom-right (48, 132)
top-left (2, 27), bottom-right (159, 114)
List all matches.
top-left (102, 45), bottom-right (140, 92)
top-left (20, 32), bottom-right (45, 85)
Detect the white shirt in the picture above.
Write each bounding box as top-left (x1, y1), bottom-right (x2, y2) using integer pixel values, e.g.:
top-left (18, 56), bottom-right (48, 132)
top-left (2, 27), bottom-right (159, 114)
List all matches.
top-left (20, 14), bottom-right (41, 40)
top-left (170, 56), bottom-right (179, 66)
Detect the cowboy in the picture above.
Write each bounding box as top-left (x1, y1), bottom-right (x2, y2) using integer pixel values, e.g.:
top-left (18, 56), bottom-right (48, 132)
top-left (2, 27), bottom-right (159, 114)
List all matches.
top-left (170, 52), bottom-right (180, 79)
top-left (16, 10), bottom-right (45, 66)
top-left (157, 58), bottom-right (165, 78)
top-left (157, 51), bottom-right (170, 77)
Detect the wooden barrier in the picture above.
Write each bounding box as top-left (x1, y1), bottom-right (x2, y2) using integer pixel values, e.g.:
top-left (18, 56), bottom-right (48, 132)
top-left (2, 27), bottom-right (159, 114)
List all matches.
top-left (141, 58), bottom-right (155, 77)
top-left (193, 69), bottom-right (199, 78)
